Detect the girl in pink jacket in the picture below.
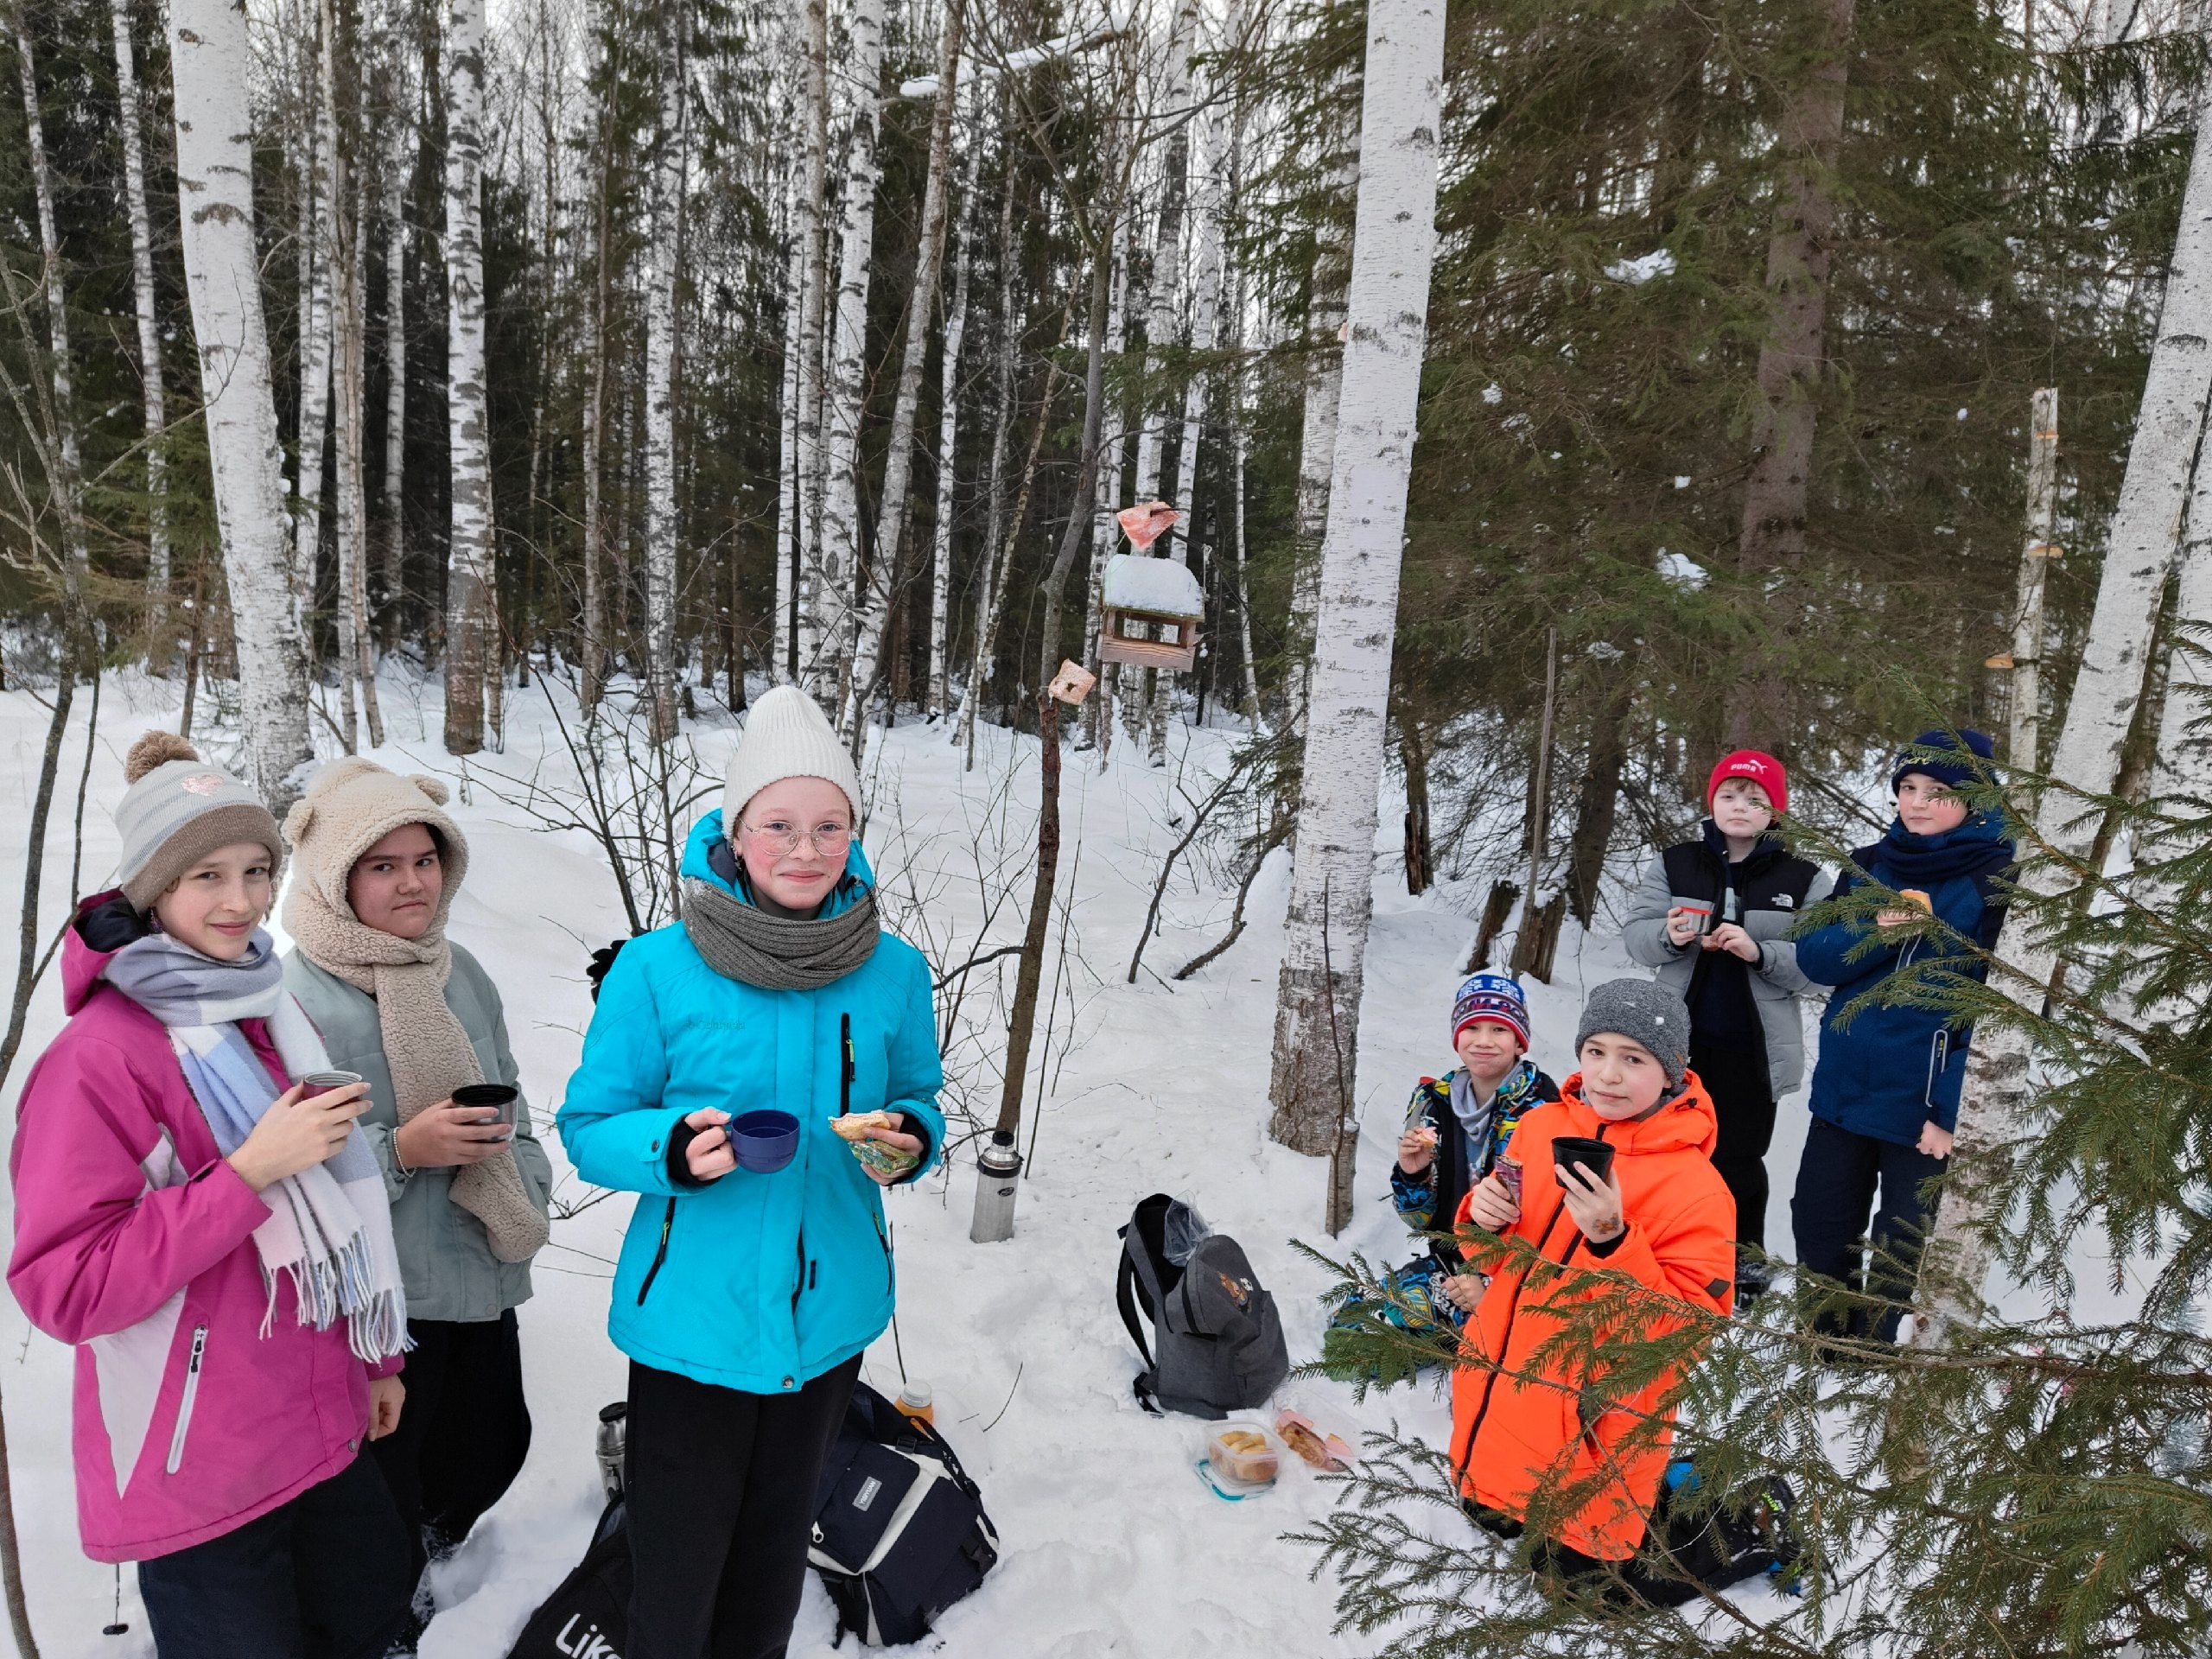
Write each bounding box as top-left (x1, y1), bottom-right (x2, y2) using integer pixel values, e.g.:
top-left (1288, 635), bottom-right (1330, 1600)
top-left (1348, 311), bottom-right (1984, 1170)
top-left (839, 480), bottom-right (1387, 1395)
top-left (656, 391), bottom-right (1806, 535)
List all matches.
top-left (10, 734), bottom-right (412, 1659)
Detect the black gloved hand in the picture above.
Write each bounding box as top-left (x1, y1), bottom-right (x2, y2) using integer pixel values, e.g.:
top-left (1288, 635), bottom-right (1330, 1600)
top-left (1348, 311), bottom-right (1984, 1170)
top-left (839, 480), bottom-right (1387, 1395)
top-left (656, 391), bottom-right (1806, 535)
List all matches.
top-left (586, 938), bottom-right (631, 1002)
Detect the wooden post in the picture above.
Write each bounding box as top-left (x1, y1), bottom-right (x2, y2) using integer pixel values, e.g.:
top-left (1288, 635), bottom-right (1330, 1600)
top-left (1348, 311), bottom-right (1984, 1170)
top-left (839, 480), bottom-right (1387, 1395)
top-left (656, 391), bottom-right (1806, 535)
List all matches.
top-left (1510, 626), bottom-right (1559, 977)
top-left (2008, 387), bottom-right (2061, 770)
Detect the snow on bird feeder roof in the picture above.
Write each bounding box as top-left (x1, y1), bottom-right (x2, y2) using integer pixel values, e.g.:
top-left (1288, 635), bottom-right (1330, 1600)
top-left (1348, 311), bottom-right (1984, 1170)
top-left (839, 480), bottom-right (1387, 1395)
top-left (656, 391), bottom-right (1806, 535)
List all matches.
top-left (1101, 553), bottom-right (1204, 619)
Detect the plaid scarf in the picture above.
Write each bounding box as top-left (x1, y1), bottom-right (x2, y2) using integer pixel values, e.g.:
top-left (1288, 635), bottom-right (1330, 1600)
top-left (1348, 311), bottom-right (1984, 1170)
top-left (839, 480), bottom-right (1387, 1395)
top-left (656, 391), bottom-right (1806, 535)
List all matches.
top-left (102, 931), bottom-right (408, 1361)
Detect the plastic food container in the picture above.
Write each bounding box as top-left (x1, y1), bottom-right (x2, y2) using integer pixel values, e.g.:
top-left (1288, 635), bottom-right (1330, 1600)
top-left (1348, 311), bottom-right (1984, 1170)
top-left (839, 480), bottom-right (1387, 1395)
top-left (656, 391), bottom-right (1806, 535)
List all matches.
top-left (731, 1109), bottom-right (801, 1173)
top-left (1206, 1422), bottom-right (1279, 1486)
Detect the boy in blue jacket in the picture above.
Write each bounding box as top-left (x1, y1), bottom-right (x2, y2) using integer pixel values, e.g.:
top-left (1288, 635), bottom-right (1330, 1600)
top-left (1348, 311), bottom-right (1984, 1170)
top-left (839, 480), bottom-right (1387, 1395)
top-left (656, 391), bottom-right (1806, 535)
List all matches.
top-left (1790, 729), bottom-right (2013, 1343)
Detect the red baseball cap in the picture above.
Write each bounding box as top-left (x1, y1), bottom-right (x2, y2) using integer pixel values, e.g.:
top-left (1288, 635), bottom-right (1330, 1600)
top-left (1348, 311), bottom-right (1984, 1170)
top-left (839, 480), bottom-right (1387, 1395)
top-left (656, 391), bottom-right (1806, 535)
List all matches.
top-left (1707, 750), bottom-right (1787, 817)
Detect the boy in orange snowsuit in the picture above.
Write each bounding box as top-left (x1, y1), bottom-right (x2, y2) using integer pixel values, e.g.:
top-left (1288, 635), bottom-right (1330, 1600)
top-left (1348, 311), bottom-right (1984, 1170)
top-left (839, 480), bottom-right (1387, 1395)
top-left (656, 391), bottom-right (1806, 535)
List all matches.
top-left (1446, 979), bottom-right (1735, 1576)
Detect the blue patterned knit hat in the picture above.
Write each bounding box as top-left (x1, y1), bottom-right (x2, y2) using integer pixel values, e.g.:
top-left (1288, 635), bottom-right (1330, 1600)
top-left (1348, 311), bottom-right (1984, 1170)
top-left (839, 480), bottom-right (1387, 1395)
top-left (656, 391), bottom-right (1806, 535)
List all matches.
top-left (1452, 971), bottom-right (1530, 1050)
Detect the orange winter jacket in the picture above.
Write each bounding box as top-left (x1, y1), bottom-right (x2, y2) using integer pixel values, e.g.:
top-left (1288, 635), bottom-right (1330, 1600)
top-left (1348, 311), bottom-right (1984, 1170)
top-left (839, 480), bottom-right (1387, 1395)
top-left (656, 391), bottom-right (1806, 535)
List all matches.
top-left (1447, 1072), bottom-right (1736, 1561)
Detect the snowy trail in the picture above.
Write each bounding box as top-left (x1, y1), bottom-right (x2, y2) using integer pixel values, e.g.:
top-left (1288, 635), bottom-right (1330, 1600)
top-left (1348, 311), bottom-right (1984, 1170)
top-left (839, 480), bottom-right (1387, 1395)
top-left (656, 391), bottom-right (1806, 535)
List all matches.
top-left (0, 677), bottom-right (1815, 1656)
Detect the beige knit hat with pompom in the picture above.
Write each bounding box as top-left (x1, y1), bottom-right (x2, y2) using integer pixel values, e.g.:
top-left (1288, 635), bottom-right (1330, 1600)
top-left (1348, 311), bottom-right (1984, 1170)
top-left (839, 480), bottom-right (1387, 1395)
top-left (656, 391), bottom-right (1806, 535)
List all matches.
top-left (114, 731), bottom-right (285, 912)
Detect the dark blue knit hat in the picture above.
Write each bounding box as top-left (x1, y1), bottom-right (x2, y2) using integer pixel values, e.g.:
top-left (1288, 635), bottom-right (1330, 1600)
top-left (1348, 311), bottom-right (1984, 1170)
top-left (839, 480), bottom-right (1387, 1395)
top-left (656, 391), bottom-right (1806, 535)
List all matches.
top-left (1891, 728), bottom-right (1996, 795)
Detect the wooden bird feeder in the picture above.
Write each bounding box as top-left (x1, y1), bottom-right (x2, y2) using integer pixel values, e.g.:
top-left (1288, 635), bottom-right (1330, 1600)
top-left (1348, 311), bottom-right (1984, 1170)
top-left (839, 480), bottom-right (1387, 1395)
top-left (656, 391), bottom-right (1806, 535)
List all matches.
top-left (1049, 658), bottom-right (1097, 705)
top-left (1098, 552), bottom-right (1204, 672)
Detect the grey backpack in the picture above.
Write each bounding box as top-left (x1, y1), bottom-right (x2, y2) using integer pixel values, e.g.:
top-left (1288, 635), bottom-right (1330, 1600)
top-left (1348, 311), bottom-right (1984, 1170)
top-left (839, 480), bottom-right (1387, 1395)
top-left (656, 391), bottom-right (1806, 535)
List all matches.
top-left (1116, 1193), bottom-right (1290, 1418)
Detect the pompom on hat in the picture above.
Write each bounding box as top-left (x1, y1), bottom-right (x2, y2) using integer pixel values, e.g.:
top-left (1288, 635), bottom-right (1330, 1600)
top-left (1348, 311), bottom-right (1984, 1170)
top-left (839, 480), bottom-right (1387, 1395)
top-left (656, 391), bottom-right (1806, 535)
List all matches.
top-left (1452, 971), bottom-right (1531, 1051)
top-left (114, 732), bottom-right (284, 912)
top-left (1707, 749), bottom-right (1787, 817)
top-left (722, 685), bottom-right (866, 830)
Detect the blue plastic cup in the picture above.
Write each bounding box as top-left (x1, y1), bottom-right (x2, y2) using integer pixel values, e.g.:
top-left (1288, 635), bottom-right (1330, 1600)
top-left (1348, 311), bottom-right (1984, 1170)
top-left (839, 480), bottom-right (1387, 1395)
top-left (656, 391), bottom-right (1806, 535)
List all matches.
top-left (731, 1109), bottom-right (800, 1173)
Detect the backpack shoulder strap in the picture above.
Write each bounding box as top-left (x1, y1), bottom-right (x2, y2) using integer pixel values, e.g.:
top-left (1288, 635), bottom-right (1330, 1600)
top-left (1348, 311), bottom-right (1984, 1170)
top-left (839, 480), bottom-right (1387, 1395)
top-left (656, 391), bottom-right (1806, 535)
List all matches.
top-left (1116, 1249), bottom-right (1154, 1369)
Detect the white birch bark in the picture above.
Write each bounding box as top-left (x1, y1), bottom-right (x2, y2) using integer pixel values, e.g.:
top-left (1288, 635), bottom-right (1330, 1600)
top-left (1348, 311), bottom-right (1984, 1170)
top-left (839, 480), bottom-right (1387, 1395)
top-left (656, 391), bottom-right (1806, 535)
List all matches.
top-left (812, 0), bottom-right (888, 702)
top-left (1084, 205), bottom-right (1133, 761)
top-left (2007, 386), bottom-right (2061, 770)
top-left (842, 0), bottom-right (967, 752)
top-left (442, 0), bottom-right (493, 754)
top-left (581, 38), bottom-right (615, 708)
top-left (1916, 65), bottom-right (2212, 1338)
top-left (14, 10), bottom-right (91, 590)
top-left (643, 0), bottom-right (690, 742)
top-left (379, 65), bottom-right (410, 650)
top-left (1265, 0), bottom-right (1446, 1234)
top-left (328, 35), bottom-right (382, 750)
top-left (776, 160), bottom-right (804, 681)
top-left (111, 0), bottom-right (172, 658)
top-left (1291, 109), bottom-right (1357, 714)
top-left (169, 0), bottom-right (315, 806)
top-left (792, 0), bottom-right (832, 688)
top-left (926, 82), bottom-right (982, 719)
top-left (1130, 0), bottom-right (1197, 504)
top-left (296, 16), bottom-right (337, 616)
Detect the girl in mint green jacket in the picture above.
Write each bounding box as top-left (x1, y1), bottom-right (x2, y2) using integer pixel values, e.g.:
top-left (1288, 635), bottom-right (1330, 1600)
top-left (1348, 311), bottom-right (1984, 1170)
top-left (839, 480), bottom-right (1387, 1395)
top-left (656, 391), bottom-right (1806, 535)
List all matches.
top-left (559, 687), bottom-right (944, 1659)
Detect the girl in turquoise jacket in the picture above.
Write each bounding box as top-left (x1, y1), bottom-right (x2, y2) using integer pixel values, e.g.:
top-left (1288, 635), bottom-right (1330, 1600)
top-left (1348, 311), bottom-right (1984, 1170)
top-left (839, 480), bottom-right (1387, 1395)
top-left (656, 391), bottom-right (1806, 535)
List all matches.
top-left (559, 687), bottom-right (944, 1659)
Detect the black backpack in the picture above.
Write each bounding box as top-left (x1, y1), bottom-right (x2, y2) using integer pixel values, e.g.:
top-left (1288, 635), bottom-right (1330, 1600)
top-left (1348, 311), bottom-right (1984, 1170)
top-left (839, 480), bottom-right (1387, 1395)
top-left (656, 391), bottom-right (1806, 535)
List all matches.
top-left (808, 1382), bottom-right (1001, 1646)
top-left (1116, 1193), bottom-right (1290, 1418)
top-left (504, 1497), bottom-right (631, 1659)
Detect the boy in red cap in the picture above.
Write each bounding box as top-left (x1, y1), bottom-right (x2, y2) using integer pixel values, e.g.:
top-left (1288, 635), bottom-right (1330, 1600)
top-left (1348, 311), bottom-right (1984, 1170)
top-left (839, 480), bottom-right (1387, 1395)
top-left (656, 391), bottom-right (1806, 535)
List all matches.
top-left (1623, 752), bottom-right (1829, 1300)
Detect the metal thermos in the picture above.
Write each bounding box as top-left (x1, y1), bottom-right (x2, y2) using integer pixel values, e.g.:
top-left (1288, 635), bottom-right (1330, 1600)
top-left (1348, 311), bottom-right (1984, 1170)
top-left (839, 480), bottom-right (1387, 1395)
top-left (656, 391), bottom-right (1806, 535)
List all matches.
top-left (969, 1130), bottom-right (1024, 1243)
top-left (595, 1402), bottom-right (628, 1502)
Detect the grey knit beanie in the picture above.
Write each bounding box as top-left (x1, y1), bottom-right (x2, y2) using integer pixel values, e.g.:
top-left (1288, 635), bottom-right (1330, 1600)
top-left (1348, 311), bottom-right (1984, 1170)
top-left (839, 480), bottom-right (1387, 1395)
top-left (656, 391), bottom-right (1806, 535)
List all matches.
top-left (113, 732), bottom-right (284, 912)
top-left (722, 685), bottom-right (865, 829)
top-left (1573, 978), bottom-right (1692, 1093)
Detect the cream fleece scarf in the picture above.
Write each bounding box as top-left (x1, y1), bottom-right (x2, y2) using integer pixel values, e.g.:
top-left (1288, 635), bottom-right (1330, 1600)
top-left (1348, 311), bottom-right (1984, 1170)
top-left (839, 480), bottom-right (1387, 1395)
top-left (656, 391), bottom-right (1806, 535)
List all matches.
top-left (282, 759), bottom-right (549, 1265)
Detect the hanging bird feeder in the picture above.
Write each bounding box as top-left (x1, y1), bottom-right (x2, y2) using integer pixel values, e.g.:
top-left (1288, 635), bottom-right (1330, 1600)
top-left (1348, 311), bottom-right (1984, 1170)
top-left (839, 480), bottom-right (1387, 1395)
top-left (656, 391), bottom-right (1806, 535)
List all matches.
top-left (1098, 551), bottom-right (1204, 672)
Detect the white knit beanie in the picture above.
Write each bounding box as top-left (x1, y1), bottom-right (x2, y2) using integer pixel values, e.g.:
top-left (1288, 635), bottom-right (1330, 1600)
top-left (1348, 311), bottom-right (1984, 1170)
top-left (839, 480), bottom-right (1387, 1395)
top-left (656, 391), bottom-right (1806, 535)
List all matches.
top-left (722, 686), bottom-right (865, 828)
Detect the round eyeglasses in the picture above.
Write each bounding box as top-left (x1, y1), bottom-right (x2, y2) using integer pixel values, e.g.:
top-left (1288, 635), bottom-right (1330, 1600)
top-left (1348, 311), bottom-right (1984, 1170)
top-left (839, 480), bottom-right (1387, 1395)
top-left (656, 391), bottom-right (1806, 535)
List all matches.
top-left (740, 819), bottom-right (854, 857)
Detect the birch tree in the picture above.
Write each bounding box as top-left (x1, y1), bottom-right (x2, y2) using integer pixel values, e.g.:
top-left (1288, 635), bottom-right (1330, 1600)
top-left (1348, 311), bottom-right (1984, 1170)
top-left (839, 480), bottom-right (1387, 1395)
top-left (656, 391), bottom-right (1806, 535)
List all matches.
top-left (378, 46), bottom-right (411, 650)
top-left (1266, 0), bottom-right (1446, 1234)
top-left (111, 0), bottom-right (172, 661)
top-left (295, 10), bottom-right (338, 613)
top-left (442, 0), bottom-right (495, 753)
top-left (12, 10), bottom-right (90, 597)
top-left (812, 0), bottom-right (889, 701)
top-left (644, 0), bottom-right (690, 741)
top-left (842, 0), bottom-right (968, 752)
top-left (323, 0), bottom-right (382, 748)
top-left (2007, 386), bottom-right (2062, 769)
top-left (1082, 207), bottom-right (1132, 759)
top-left (1915, 62), bottom-right (2212, 1339)
top-left (927, 83), bottom-right (984, 717)
top-left (169, 0), bottom-right (315, 806)
top-left (776, 161), bottom-right (804, 681)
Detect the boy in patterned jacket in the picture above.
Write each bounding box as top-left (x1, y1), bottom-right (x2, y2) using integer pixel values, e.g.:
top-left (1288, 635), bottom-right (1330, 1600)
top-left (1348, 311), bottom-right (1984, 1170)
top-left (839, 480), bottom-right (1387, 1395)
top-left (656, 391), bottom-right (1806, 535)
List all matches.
top-left (1389, 972), bottom-right (1560, 1324)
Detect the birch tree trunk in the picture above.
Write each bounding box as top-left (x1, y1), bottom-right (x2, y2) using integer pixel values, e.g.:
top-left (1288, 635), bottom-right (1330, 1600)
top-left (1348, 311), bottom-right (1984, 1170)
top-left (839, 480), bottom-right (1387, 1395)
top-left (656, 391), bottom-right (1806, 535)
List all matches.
top-left (777, 160), bottom-right (804, 682)
top-left (1147, 100), bottom-right (1227, 764)
top-left (581, 48), bottom-right (615, 708)
top-left (1914, 67), bottom-right (2212, 1340)
top-left (643, 0), bottom-right (690, 743)
top-left (813, 0), bottom-right (889, 703)
top-left (1288, 88), bottom-right (1354, 709)
top-left (1731, 0), bottom-right (1856, 738)
top-left (2007, 386), bottom-right (2061, 770)
top-left (296, 17), bottom-right (338, 617)
top-left (111, 0), bottom-right (173, 663)
top-left (14, 11), bottom-right (91, 600)
top-left (842, 0), bottom-right (966, 753)
top-left (926, 83), bottom-right (983, 718)
top-left (378, 65), bottom-right (410, 651)
top-left (791, 0), bottom-right (832, 689)
top-left (1084, 207), bottom-right (1132, 760)
top-left (954, 178), bottom-right (1021, 765)
top-left (1265, 0), bottom-right (1446, 1236)
top-left (170, 0), bottom-right (316, 806)
top-left (442, 0), bottom-right (493, 754)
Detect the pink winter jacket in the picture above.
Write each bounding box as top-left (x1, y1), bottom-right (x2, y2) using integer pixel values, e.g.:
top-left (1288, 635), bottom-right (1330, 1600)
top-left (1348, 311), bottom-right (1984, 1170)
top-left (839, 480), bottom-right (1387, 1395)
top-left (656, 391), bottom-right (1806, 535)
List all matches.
top-left (8, 906), bottom-right (402, 1563)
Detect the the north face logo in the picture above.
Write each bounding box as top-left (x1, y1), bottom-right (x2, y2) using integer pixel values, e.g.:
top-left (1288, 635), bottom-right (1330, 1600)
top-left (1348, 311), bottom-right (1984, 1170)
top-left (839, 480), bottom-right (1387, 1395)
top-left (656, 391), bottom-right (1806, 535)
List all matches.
top-left (180, 773), bottom-right (226, 797)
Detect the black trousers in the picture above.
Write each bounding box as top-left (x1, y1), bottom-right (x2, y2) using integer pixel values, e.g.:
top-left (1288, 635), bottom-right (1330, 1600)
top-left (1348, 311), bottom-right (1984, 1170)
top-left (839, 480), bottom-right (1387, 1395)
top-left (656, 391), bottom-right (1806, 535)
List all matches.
top-left (1790, 1115), bottom-right (1948, 1343)
top-left (626, 1354), bottom-right (863, 1659)
top-left (1688, 1033), bottom-right (1777, 1254)
top-left (137, 1452), bottom-right (410, 1659)
top-left (367, 1311), bottom-right (531, 1604)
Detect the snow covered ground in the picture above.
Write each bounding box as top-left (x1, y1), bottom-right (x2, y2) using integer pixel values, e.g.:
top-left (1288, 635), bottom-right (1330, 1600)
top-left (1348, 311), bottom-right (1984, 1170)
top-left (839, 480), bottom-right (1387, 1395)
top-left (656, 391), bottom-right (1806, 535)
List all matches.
top-left (0, 673), bottom-right (1817, 1657)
